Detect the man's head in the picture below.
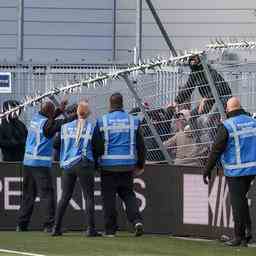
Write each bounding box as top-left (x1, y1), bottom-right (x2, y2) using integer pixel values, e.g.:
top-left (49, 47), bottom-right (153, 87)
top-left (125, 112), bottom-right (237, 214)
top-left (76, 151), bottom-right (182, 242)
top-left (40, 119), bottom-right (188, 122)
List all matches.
top-left (175, 109), bottom-right (191, 131)
top-left (41, 101), bottom-right (55, 118)
top-left (189, 55), bottom-right (203, 72)
top-left (66, 104), bottom-right (78, 116)
top-left (77, 100), bottom-right (90, 119)
top-left (109, 92), bottom-right (123, 111)
top-left (226, 97), bottom-right (241, 113)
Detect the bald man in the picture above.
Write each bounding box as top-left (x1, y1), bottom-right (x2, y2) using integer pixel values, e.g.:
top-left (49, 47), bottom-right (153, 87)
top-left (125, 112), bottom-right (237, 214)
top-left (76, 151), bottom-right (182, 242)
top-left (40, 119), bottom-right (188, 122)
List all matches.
top-left (52, 101), bottom-right (101, 237)
top-left (17, 99), bottom-right (77, 233)
top-left (203, 97), bottom-right (256, 246)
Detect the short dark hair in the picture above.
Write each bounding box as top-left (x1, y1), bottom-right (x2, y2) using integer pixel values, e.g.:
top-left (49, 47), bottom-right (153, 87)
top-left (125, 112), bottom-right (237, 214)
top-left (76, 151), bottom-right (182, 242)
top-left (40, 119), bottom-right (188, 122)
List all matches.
top-left (41, 101), bottom-right (55, 117)
top-left (66, 103), bottom-right (78, 114)
top-left (110, 92), bottom-right (123, 109)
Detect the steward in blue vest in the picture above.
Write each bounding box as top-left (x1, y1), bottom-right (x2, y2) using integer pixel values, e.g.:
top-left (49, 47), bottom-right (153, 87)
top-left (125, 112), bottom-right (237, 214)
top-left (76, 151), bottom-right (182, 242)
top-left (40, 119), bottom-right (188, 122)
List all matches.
top-left (93, 92), bottom-right (146, 237)
top-left (23, 113), bottom-right (54, 168)
top-left (59, 119), bottom-right (94, 170)
top-left (17, 99), bottom-right (76, 233)
top-left (52, 101), bottom-right (101, 237)
top-left (203, 97), bottom-right (256, 246)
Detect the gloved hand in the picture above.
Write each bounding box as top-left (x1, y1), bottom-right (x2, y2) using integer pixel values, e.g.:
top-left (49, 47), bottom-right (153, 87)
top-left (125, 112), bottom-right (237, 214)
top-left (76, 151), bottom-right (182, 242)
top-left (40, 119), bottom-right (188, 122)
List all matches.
top-left (203, 169), bottom-right (211, 185)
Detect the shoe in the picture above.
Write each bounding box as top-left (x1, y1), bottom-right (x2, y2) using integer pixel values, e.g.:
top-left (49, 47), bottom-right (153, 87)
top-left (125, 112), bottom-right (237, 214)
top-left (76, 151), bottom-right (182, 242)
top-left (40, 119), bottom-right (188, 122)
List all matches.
top-left (85, 230), bottom-right (102, 237)
top-left (16, 226), bottom-right (28, 232)
top-left (245, 229), bottom-right (252, 243)
top-left (134, 223), bottom-right (144, 237)
top-left (44, 226), bottom-right (53, 233)
top-left (103, 232), bottom-right (115, 238)
top-left (224, 239), bottom-right (247, 247)
top-left (219, 234), bottom-right (231, 243)
top-left (51, 226), bottom-right (62, 237)
top-left (246, 234), bottom-right (252, 243)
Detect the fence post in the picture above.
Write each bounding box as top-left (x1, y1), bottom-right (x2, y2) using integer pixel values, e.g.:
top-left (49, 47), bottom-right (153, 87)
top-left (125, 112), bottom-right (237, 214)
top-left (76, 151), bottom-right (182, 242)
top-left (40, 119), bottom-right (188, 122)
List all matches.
top-left (112, 0), bottom-right (117, 61)
top-left (199, 54), bottom-right (226, 120)
top-left (17, 0), bottom-right (24, 62)
top-left (144, 0), bottom-right (177, 57)
top-left (122, 74), bottom-right (173, 164)
top-left (136, 0), bottom-right (143, 63)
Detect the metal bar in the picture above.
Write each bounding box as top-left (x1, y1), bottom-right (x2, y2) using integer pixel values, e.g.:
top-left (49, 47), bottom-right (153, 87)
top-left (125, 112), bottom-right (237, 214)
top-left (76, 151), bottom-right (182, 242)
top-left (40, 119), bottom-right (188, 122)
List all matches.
top-left (122, 74), bottom-right (173, 164)
top-left (112, 0), bottom-right (117, 61)
top-left (17, 0), bottom-right (24, 62)
top-left (144, 0), bottom-right (177, 57)
top-left (199, 54), bottom-right (226, 119)
top-left (136, 0), bottom-right (143, 63)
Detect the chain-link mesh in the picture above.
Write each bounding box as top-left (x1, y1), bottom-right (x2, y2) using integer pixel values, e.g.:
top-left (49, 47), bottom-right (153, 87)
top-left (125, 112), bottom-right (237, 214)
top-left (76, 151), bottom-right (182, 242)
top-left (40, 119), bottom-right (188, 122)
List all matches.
top-left (1, 62), bottom-right (256, 166)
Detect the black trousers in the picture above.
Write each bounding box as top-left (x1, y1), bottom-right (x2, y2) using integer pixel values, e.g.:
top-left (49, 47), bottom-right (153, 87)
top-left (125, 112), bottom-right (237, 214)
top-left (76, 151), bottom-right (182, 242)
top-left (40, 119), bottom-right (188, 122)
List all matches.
top-left (17, 166), bottom-right (55, 229)
top-left (54, 163), bottom-right (96, 230)
top-left (226, 175), bottom-right (255, 239)
top-left (101, 171), bottom-right (142, 233)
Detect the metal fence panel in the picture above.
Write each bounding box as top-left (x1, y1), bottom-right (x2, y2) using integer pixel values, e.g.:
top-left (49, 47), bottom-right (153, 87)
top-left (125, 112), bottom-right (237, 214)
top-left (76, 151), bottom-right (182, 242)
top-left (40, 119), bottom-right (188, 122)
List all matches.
top-left (1, 61), bottom-right (256, 165)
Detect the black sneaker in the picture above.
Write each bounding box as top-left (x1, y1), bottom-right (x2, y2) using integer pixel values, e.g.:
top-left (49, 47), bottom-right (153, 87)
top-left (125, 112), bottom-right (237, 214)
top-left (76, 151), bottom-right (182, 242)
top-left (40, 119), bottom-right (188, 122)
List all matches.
top-left (51, 226), bottom-right (62, 237)
top-left (245, 230), bottom-right (253, 243)
top-left (85, 230), bottom-right (102, 237)
top-left (134, 223), bottom-right (143, 237)
top-left (246, 234), bottom-right (252, 243)
top-left (224, 239), bottom-right (247, 247)
top-left (103, 232), bottom-right (116, 238)
top-left (219, 234), bottom-right (231, 243)
top-left (44, 226), bottom-right (54, 233)
top-left (16, 226), bottom-right (28, 232)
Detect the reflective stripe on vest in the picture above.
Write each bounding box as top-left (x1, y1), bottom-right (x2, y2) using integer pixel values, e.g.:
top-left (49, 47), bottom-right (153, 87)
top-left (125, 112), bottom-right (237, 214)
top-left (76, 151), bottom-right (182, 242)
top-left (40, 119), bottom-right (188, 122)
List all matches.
top-left (24, 154), bottom-right (52, 161)
top-left (225, 119), bottom-right (241, 166)
top-left (101, 115), bottom-right (135, 160)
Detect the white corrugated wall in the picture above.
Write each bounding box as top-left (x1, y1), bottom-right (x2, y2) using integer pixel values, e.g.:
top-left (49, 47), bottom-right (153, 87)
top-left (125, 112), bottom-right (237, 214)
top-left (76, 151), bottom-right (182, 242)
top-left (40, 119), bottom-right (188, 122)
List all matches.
top-left (0, 0), bottom-right (255, 62)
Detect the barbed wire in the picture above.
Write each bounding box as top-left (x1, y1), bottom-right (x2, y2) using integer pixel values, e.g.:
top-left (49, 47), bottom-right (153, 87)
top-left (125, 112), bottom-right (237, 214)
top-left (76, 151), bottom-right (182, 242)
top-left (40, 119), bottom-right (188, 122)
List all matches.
top-left (206, 39), bottom-right (256, 50)
top-left (1, 39), bottom-right (256, 121)
top-left (0, 51), bottom-right (202, 121)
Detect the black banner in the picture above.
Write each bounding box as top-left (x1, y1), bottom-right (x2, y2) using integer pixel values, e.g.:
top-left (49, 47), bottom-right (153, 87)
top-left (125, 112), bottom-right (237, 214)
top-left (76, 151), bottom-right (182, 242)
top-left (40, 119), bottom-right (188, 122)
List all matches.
top-left (0, 163), bottom-right (255, 241)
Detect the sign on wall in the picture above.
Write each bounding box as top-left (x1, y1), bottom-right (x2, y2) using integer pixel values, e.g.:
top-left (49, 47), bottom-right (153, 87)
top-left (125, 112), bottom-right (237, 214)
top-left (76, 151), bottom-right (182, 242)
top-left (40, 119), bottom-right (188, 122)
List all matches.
top-left (0, 72), bottom-right (11, 93)
top-left (183, 174), bottom-right (234, 228)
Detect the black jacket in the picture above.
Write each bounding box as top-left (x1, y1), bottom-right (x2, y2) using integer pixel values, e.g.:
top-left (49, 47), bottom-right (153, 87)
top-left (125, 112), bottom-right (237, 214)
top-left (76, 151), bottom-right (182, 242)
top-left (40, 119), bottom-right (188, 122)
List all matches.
top-left (175, 64), bottom-right (232, 104)
top-left (92, 109), bottom-right (146, 171)
top-left (41, 109), bottom-right (77, 139)
top-left (205, 108), bottom-right (248, 173)
top-left (0, 118), bottom-right (27, 161)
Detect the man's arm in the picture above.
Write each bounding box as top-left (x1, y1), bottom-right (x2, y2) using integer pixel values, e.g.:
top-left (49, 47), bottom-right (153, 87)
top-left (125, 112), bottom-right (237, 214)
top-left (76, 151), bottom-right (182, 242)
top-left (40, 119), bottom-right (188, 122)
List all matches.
top-left (91, 122), bottom-right (105, 168)
top-left (175, 73), bottom-right (196, 104)
top-left (203, 124), bottom-right (229, 183)
top-left (136, 126), bottom-right (146, 169)
top-left (43, 114), bottom-right (77, 139)
top-left (212, 69), bottom-right (232, 97)
top-left (0, 127), bottom-right (19, 148)
top-left (53, 133), bottom-right (61, 152)
top-left (163, 134), bottom-right (177, 148)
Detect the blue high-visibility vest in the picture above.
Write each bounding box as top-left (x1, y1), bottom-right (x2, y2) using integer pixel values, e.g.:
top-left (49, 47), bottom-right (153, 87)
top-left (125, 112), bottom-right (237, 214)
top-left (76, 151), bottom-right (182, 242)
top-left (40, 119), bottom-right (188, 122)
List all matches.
top-left (60, 119), bottom-right (94, 170)
top-left (97, 111), bottom-right (140, 167)
top-left (23, 113), bottom-right (53, 168)
top-left (221, 114), bottom-right (256, 177)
